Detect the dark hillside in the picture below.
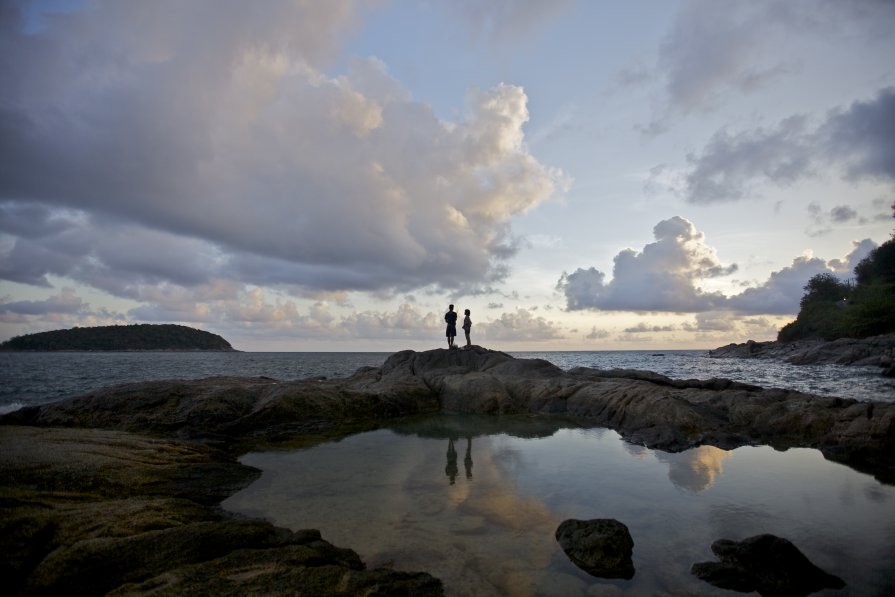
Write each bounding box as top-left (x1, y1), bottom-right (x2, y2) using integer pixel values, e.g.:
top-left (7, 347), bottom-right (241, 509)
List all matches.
top-left (779, 236), bottom-right (895, 342)
top-left (0, 324), bottom-right (235, 351)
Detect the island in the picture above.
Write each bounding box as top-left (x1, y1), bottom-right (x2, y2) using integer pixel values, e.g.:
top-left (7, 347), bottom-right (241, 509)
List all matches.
top-left (2, 346), bottom-right (893, 595)
top-left (0, 324), bottom-right (236, 352)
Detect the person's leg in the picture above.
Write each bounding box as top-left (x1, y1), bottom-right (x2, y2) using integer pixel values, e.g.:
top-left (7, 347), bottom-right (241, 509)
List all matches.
top-left (465, 330), bottom-right (470, 347)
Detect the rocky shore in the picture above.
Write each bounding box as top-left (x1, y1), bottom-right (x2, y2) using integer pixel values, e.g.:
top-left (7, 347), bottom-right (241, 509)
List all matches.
top-left (709, 333), bottom-right (895, 373)
top-left (3, 346), bottom-right (894, 594)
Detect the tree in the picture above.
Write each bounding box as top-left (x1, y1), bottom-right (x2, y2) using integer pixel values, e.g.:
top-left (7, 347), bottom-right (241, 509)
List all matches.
top-left (799, 273), bottom-right (850, 308)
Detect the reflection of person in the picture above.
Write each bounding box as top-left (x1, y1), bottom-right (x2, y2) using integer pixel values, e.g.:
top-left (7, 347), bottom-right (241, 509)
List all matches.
top-left (444, 304), bottom-right (458, 349)
top-left (445, 438), bottom-right (458, 484)
top-left (445, 437), bottom-right (473, 484)
top-left (462, 309), bottom-right (472, 349)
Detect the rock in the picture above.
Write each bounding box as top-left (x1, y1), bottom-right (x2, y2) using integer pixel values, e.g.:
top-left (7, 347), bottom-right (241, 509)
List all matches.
top-left (691, 534), bottom-right (845, 596)
top-left (555, 519), bottom-right (634, 579)
top-left (709, 333), bottom-right (895, 367)
top-left (4, 347), bottom-right (894, 482)
top-left (3, 347), bottom-right (894, 594)
top-left (0, 426), bottom-right (442, 596)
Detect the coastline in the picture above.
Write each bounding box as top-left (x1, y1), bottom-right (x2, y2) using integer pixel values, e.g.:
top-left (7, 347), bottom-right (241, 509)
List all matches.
top-left (709, 333), bottom-right (895, 373)
top-left (3, 346), bottom-right (894, 594)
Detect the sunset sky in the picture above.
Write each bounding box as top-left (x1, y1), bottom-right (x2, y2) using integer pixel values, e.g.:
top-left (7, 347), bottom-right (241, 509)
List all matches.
top-left (1, 0), bottom-right (893, 351)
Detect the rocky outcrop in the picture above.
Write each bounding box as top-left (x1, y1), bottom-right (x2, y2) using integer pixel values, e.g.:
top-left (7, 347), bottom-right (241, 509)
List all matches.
top-left (0, 426), bottom-right (442, 596)
top-left (4, 346), bottom-right (894, 482)
top-left (3, 346), bottom-right (895, 594)
top-left (709, 333), bottom-right (895, 368)
top-left (555, 519), bottom-right (635, 579)
top-left (691, 534), bottom-right (845, 596)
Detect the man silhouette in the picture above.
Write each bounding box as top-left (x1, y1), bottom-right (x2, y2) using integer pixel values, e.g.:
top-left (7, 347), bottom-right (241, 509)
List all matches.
top-left (444, 304), bottom-right (458, 349)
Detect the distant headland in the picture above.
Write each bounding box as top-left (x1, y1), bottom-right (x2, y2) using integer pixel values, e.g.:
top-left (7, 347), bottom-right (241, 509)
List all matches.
top-left (0, 324), bottom-right (236, 352)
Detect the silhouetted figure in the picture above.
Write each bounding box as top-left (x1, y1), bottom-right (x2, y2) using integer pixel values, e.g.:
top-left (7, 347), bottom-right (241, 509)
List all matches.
top-left (464, 437), bottom-right (473, 480)
top-left (445, 438), bottom-right (458, 484)
top-left (462, 309), bottom-right (472, 349)
top-left (444, 304), bottom-right (458, 349)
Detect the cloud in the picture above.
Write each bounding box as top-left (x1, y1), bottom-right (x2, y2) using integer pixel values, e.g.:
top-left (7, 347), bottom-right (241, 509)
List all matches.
top-left (677, 88), bottom-right (895, 203)
top-left (648, 0), bottom-right (895, 130)
top-left (820, 87), bottom-right (895, 182)
top-left (682, 116), bottom-right (814, 203)
top-left (654, 1), bottom-right (788, 122)
top-left (623, 322), bottom-right (676, 334)
top-left (0, 288), bottom-right (84, 317)
top-left (557, 216), bottom-right (878, 317)
top-left (585, 326), bottom-right (609, 340)
top-left (0, 287), bottom-right (125, 328)
top-left (728, 239), bottom-right (877, 314)
top-left (478, 308), bottom-right (564, 342)
top-left (0, 1), bottom-right (562, 296)
top-left (447, 0), bottom-right (574, 46)
top-left (557, 216), bottom-right (735, 312)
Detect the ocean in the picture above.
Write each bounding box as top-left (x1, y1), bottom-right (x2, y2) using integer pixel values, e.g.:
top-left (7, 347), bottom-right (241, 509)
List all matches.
top-left (1, 349), bottom-right (892, 415)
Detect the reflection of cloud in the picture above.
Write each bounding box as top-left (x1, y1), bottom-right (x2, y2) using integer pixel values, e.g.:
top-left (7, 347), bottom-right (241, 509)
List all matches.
top-left (622, 442), bottom-right (652, 461)
top-left (656, 445), bottom-right (731, 493)
top-left (449, 439), bottom-right (562, 596)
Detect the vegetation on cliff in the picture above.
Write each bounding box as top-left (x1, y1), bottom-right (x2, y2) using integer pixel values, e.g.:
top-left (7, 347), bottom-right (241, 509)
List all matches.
top-left (779, 235), bottom-right (895, 342)
top-left (0, 324), bottom-right (235, 351)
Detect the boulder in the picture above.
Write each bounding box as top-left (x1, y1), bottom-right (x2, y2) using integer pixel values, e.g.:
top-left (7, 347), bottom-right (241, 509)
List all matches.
top-left (691, 534), bottom-right (845, 596)
top-left (555, 518), bottom-right (635, 579)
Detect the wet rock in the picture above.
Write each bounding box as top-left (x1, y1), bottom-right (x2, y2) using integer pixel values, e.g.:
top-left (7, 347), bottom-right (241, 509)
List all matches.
top-left (691, 534), bottom-right (845, 596)
top-left (555, 518), bottom-right (634, 580)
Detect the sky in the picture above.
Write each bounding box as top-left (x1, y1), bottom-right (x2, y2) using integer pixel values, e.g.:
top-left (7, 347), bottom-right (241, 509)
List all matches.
top-left (1, 0), bottom-right (893, 352)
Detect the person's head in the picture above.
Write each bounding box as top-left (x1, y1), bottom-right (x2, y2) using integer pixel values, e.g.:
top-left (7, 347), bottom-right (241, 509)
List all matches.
top-left (464, 309), bottom-right (470, 315)
top-left (448, 304), bottom-right (454, 311)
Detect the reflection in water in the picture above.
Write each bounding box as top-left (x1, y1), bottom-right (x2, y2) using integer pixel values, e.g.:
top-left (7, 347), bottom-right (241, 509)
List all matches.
top-left (446, 437), bottom-right (475, 484)
top-left (446, 438), bottom-right (458, 484)
top-left (223, 416), bottom-right (895, 596)
top-left (657, 446), bottom-right (731, 493)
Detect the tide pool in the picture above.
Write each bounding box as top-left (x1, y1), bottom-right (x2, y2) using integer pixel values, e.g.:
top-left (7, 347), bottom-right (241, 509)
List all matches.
top-left (223, 415), bottom-right (895, 596)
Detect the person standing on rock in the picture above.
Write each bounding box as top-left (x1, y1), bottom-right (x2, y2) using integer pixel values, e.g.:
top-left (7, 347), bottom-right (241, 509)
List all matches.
top-left (445, 304), bottom-right (458, 349)
top-left (462, 309), bottom-right (472, 349)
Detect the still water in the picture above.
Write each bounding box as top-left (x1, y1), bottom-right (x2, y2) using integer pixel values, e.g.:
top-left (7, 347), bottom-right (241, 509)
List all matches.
top-left (223, 415), bottom-right (895, 596)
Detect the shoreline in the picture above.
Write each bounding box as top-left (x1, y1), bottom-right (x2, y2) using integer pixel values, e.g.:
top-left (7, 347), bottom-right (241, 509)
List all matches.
top-left (709, 333), bottom-right (895, 372)
top-left (3, 347), bottom-right (894, 594)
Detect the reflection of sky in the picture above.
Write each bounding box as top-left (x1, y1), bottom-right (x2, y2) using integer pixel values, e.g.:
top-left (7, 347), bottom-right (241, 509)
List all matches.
top-left (223, 420), bottom-right (895, 596)
top-left (654, 446), bottom-right (731, 493)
